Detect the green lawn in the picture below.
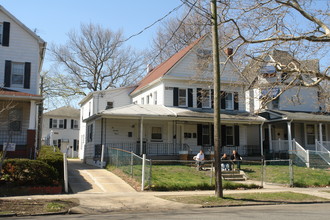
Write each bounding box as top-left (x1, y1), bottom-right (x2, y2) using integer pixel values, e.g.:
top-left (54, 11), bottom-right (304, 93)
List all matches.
top-left (160, 192), bottom-right (329, 206)
top-left (241, 164), bottom-right (330, 187)
top-left (146, 165), bottom-right (259, 191)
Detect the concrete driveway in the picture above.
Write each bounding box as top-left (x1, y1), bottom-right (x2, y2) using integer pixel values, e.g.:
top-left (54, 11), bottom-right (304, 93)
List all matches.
top-left (67, 159), bottom-right (135, 193)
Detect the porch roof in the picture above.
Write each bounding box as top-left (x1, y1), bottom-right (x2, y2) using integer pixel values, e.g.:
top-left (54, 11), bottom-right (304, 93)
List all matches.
top-left (260, 110), bottom-right (330, 123)
top-left (86, 104), bottom-right (265, 124)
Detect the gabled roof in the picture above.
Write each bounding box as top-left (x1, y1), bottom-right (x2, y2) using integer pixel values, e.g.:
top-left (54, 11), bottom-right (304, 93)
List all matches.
top-left (44, 106), bottom-right (80, 118)
top-left (131, 35), bottom-right (207, 95)
top-left (243, 50), bottom-right (320, 84)
top-left (79, 85), bottom-right (137, 106)
top-left (0, 5), bottom-right (45, 44)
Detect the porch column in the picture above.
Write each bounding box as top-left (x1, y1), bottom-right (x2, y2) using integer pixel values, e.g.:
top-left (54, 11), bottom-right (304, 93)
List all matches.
top-left (319, 123), bottom-right (323, 145)
top-left (287, 121), bottom-right (292, 153)
top-left (268, 124), bottom-right (272, 152)
top-left (29, 100), bottom-right (36, 129)
top-left (260, 123), bottom-right (264, 157)
top-left (140, 117), bottom-right (144, 155)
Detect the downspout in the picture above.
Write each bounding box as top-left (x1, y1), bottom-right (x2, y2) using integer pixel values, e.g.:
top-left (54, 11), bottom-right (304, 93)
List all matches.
top-left (140, 117), bottom-right (144, 155)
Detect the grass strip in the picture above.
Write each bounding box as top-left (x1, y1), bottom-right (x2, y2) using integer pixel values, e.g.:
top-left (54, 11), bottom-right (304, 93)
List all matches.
top-left (159, 192), bottom-right (329, 206)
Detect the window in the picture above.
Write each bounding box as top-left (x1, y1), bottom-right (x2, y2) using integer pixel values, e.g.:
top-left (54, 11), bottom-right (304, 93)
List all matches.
top-left (306, 124), bottom-right (315, 145)
top-left (226, 126), bottom-right (234, 146)
top-left (87, 124), bottom-right (93, 142)
top-left (197, 89), bottom-right (211, 108)
top-left (106, 101), bottom-right (113, 109)
top-left (59, 119), bottom-right (64, 128)
top-left (71, 119), bottom-right (79, 129)
top-left (202, 125), bottom-right (210, 145)
top-left (225, 93), bottom-right (233, 110)
top-left (151, 127), bottom-right (162, 140)
top-left (179, 89), bottom-right (187, 106)
top-left (11, 62), bottom-right (25, 87)
top-left (52, 119), bottom-right (58, 128)
top-left (221, 92), bottom-right (239, 110)
top-left (154, 91), bottom-right (157, 105)
top-left (146, 95), bottom-right (150, 104)
top-left (141, 97), bottom-right (144, 104)
top-left (88, 102), bottom-right (91, 116)
top-left (9, 109), bottom-right (22, 131)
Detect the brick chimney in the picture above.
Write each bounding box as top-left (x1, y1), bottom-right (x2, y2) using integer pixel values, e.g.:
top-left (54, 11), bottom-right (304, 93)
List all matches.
top-left (224, 48), bottom-right (233, 60)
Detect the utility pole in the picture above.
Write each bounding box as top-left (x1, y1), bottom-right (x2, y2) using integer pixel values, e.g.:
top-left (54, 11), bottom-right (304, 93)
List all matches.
top-left (211, 0), bottom-right (223, 198)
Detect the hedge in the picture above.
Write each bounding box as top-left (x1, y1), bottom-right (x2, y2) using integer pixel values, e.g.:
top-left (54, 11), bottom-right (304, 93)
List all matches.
top-left (37, 146), bottom-right (64, 183)
top-left (1, 159), bottom-right (59, 186)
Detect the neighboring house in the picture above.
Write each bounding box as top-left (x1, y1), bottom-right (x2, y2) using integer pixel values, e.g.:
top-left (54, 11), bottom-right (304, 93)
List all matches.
top-left (79, 86), bottom-right (136, 159)
top-left (243, 50), bottom-right (330, 166)
top-left (42, 106), bottom-right (80, 157)
top-left (80, 35), bottom-right (265, 164)
top-left (0, 5), bottom-right (46, 158)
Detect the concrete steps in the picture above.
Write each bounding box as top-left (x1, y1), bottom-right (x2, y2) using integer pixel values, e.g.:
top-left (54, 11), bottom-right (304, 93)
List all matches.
top-left (309, 154), bottom-right (330, 169)
top-left (221, 170), bottom-right (246, 181)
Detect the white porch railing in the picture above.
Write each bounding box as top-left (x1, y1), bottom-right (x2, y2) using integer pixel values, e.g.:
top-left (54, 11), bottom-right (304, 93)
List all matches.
top-left (271, 139), bottom-right (290, 152)
top-left (292, 140), bottom-right (309, 167)
top-left (315, 141), bottom-right (330, 165)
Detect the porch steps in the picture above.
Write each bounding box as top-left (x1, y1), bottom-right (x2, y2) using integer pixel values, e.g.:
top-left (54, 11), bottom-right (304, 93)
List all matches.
top-left (309, 154), bottom-right (330, 169)
top-left (221, 170), bottom-right (246, 181)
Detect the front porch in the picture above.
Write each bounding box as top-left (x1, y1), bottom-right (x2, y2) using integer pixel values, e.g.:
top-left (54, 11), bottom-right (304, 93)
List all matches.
top-left (83, 105), bottom-right (265, 162)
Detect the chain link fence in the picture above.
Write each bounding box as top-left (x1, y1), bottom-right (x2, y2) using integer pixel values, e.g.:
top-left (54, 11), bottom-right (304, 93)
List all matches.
top-left (104, 147), bottom-right (152, 190)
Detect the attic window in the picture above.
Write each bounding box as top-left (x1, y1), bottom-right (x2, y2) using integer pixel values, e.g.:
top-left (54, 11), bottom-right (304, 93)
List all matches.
top-left (260, 65), bottom-right (276, 78)
top-left (106, 102), bottom-right (113, 109)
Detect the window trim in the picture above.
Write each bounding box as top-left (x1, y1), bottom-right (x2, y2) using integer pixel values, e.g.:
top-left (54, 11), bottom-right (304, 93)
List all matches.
top-left (11, 62), bottom-right (25, 88)
top-left (225, 93), bottom-right (234, 110)
top-left (202, 89), bottom-right (211, 108)
top-left (151, 127), bottom-right (162, 141)
top-left (178, 88), bottom-right (187, 107)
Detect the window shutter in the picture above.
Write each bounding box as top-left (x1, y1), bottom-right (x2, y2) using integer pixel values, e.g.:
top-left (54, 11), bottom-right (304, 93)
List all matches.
top-left (24, 62), bottom-right (31, 89)
top-left (234, 92), bottom-right (239, 110)
top-left (2, 22), bottom-right (10, 47)
top-left (197, 88), bottom-right (202, 108)
top-left (197, 124), bottom-right (202, 145)
top-left (221, 125), bottom-right (227, 147)
top-left (188, 88), bottom-right (193, 107)
top-left (234, 125), bottom-right (240, 146)
top-left (71, 119), bottom-right (74, 129)
top-left (173, 87), bottom-right (178, 106)
top-left (220, 91), bottom-right (226, 109)
top-left (49, 118), bottom-right (52, 128)
top-left (64, 119), bottom-right (67, 129)
top-left (211, 89), bottom-right (214, 109)
top-left (211, 125), bottom-right (214, 146)
top-left (4, 60), bottom-right (11, 87)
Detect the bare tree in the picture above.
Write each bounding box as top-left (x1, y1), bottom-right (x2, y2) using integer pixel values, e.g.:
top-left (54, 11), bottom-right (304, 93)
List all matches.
top-left (50, 23), bottom-right (145, 97)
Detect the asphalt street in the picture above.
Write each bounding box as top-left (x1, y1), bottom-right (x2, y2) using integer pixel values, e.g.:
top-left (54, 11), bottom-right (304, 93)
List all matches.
top-left (5, 203), bottom-right (330, 220)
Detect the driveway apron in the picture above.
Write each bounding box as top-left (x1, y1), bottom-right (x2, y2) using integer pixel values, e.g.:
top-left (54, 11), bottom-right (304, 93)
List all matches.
top-left (67, 159), bottom-right (135, 193)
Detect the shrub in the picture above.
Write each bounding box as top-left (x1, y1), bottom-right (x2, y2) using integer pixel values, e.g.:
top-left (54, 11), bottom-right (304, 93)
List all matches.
top-left (1, 159), bottom-right (59, 186)
top-left (37, 146), bottom-right (64, 182)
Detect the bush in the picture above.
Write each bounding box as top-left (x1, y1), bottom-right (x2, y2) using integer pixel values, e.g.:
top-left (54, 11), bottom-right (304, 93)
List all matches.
top-left (1, 159), bottom-right (59, 186)
top-left (37, 146), bottom-right (64, 182)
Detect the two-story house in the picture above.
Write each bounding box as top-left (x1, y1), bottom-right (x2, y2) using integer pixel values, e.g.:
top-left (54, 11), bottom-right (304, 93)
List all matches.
top-left (0, 5), bottom-right (46, 158)
top-left (42, 106), bottom-right (80, 157)
top-left (80, 35), bottom-right (265, 164)
top-left (244, 50), bottom-right (330, 165)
